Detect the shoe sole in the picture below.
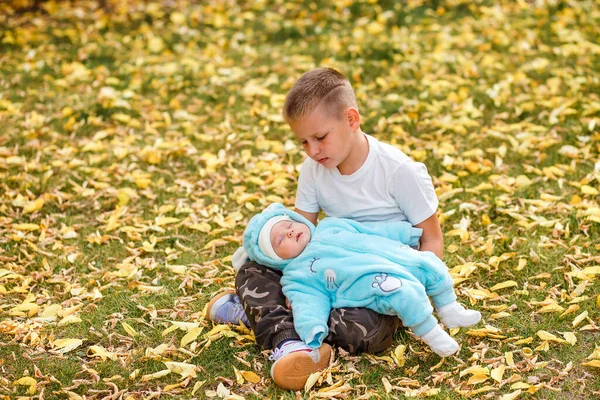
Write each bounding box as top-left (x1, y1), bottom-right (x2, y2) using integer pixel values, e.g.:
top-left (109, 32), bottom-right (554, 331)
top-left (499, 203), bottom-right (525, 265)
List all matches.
top-left (205, 289), bottom-right (236, 320)
top-left (271, 343), bottom-right (332, 390)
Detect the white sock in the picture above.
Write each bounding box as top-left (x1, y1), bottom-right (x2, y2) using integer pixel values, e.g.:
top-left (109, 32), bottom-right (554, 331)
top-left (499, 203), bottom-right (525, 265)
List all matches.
top-left (419, 324), bottom-right (459, 357)
top-left (436, 301), bottom-right (481, 329)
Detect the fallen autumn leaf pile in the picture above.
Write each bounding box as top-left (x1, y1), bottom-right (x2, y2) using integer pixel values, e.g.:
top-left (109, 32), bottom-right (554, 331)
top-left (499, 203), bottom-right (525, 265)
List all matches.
top-left (1, 0), bottom-right (599, 398)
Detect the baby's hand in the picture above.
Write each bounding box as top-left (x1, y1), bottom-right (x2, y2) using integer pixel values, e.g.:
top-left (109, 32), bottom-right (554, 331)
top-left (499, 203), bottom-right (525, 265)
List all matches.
top-left (285, 297), bottom-right (292, 310)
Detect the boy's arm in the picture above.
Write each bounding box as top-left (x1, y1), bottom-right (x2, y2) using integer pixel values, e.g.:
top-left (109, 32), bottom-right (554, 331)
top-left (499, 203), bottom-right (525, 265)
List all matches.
top-left (415, 213), bottom-right (443, 258)
top-left (335, 218), bottom-right (421, 247)
top-left (295, 208), bottom-right (318, 225)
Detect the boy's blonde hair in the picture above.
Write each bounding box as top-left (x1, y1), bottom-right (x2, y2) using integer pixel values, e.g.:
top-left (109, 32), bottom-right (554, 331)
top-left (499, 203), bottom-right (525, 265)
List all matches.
top-left (283, 68), bottom-right (358, 122)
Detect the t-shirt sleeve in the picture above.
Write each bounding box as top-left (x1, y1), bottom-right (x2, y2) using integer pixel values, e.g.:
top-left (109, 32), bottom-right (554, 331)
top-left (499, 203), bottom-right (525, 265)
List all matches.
top-left (295, 158), bottom-right (321, 213)
top-left (391, 162), bottom-right (438, 226)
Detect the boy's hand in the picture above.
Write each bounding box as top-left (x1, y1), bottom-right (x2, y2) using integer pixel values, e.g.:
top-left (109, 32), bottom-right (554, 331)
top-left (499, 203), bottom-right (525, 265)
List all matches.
top-left (415, 213), bottom-right (444, 259)
top-left (285, 297), bottom-right (293, 310)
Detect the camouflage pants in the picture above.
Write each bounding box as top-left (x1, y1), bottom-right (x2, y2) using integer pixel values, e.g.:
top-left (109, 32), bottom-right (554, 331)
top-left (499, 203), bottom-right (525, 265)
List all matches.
top-left (235, 261), bottom-right (402, 354)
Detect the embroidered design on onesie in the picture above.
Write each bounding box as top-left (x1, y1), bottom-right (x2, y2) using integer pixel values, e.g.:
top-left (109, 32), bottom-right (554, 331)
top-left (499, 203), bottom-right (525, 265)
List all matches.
top-left (324, 269), bottom-right (339, 290)
top-left (372, 273), bottom-right (402, 293)
top-left (308, 257), bottom-right (320, 274)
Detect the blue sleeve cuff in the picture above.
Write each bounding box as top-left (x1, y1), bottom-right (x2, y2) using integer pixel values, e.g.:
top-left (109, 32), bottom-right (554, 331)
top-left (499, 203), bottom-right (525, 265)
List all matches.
top-left (305, 325), bottom-right (328, 348)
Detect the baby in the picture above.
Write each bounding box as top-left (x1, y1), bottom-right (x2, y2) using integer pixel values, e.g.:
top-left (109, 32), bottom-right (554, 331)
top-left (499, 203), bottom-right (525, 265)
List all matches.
top-left (237, 203), bottom-right (481, 357)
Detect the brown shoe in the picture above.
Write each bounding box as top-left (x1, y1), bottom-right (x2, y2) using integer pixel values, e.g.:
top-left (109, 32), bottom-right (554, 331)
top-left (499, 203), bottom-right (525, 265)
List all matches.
top-left (270, 340), bottom-right (332, 390)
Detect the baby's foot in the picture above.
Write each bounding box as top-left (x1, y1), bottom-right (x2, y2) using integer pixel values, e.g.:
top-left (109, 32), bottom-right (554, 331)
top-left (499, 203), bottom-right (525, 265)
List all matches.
top-left (436, 302), bottom-right (481, 329)
top-left (419, 324), bottom-right (459, 357)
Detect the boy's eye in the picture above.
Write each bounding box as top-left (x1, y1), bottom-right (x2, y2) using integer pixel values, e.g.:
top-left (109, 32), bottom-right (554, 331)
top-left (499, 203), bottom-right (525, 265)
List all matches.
top-left (317, 134), bottom-right (327, 141)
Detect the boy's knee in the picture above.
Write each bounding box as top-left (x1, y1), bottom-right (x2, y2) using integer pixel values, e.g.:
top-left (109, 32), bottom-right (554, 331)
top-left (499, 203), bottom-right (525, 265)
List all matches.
top-left (235, 261), bottom-right (286, 308)
top-left (326, 308), bottom-right (401, 354)
top-left (235, 261), bottom-right (282, 289)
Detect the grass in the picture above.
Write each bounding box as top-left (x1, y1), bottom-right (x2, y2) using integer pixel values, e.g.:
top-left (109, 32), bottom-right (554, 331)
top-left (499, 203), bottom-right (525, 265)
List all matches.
top-left (1, 0), bottom-right (600, 398)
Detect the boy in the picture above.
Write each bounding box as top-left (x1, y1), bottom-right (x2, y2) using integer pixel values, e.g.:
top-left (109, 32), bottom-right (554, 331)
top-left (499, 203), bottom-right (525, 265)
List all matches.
top-left (237, 203), bottom-right (480, 358)
top-left (207, 68), bottom-right (444, 390)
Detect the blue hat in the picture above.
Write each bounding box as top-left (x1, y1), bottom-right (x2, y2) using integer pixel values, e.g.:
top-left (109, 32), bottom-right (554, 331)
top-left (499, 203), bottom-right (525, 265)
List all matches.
top-left (242, 203), bottom-right (315, 270)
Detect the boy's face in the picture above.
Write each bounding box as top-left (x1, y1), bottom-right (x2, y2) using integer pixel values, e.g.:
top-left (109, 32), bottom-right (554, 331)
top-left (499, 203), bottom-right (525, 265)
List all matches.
top-left (270, 220), bottom-right (311, 259)
top-left (289, 108), bottom-right (357, 170)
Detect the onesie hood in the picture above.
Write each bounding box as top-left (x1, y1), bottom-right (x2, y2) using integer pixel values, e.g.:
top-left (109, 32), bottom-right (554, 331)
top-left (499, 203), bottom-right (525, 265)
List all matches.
top-left (243, 203), bottom-right (315, 270)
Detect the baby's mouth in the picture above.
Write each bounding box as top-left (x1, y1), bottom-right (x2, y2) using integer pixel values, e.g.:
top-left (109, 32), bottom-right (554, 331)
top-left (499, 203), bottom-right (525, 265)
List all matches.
top-left (296, 232), bottom-right (302, 241)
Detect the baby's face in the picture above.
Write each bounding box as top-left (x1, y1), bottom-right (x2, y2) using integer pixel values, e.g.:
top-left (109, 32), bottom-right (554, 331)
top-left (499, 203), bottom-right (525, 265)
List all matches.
top-left (270, 220), bottom-right (311, 259)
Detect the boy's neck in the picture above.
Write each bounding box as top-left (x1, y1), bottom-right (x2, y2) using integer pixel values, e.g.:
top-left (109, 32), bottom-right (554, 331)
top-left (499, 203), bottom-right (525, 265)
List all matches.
top-left (337, 130), bottom-right (368, 175)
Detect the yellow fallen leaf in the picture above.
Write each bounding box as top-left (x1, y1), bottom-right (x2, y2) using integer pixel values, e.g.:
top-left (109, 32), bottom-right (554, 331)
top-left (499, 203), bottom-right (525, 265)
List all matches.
top-left (511, 382), bottom-right (530, 389)
top-left (491, 365), bottom-right (505, 383)
top-left (181, 327), bottom-right (203, 347)
top-left (155, 216), bottom-right (180, 226)
top-left (535, 341), bottom-right (549, 352)
top-left (461, 366), bottom-right (490, 385)
top-left (87, 345), bottom-right (118, 361)
top-left (536, 330), bottom-right (566, 343)
top-left (204, 324), bottom-right (231, 337)
top-left (10, 302), bottom-right (39, 317)
top-left (162, 321), bottom-right (200, 336)
top-left (166, 264), bottom-right (187, 275)
top-left (582, 360), bottom-right (600, 368)
top-left (141, 369), bottom-right (171, 381)
top-left (392, 344), bottom-right (406, 367)
top-left (382, 377), bottom-right (392, 393)
top-left (490, 311), bottom-right (511, 320)
top-left (129, 369), bottom-right (140, 380)
top-left (53, 338), bottom-right (83, 354)
top-left (203, 238), bottom-right (230, 250)
top-left (188, 223), bottom-right (212, 233)
top-left (560, 304), bottom-right (580, 317)
top-left (538, 303), bottom-right (565, 313)
top-left (573, 311), bottom-right (588, 328)
top-left (240, 370), bottom-right (261, 383)
top-left (490, 280), bottom-right (518, 291)
top-left (163, 382), bottom-right (184, 392)
top-left (304, 370), bottom-right (321, 392)
top-left (191, 380), bottom-right (206, 395)
top-left (170, 11), bottom-right (186, 25)
top-left (164, 361), bottom-right (198, 378)
top-left (581, 185), bottom-right (599, 195)
top-left (562, 332), bottom-right (577, 345)
top-left (23, 198), bottom-right (45, 214)
top-left (500, 389), bottom-right (522, 400)
top-left (121, 322), bottom-right (139, 337)
top-left (515, 337), bottom-right (533, 345)
top-left (505, 352), bottom-right (515, 367)
top-left (148, 36), bottom-right (165, 53)
top-left (13, 377), bottom-right (37, 395)
top-left (58, 315), bottom-right (82, 326)
top-left (11, 223), bottom-right (40, 232)
top-left (233, 366), bottom-right (244, 384)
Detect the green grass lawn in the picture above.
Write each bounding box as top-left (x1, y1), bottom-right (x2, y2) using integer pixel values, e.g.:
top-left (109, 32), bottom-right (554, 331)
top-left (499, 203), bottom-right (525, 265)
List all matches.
top-left (1, 0), bottom-right (600, 398)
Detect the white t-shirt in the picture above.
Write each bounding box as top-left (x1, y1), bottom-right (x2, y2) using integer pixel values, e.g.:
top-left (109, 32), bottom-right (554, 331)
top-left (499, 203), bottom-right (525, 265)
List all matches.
top-left (295, 134), bottom-right (438, 226)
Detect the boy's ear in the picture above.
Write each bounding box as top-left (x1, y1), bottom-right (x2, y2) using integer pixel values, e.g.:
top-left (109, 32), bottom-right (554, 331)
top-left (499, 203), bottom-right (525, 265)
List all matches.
top-left (346, 107), bottom-right (360, 130)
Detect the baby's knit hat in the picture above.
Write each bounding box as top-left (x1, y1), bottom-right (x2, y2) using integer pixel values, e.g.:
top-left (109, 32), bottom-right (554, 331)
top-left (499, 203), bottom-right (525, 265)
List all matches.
top-left (235, 203), bottom-right (315, 271)
top-left (257, 215), bottom-right (291, 261)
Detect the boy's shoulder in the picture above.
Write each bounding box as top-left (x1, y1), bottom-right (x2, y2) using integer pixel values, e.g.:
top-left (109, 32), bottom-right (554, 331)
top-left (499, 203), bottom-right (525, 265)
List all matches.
top-left (366, 135), bottom-right (412, 166)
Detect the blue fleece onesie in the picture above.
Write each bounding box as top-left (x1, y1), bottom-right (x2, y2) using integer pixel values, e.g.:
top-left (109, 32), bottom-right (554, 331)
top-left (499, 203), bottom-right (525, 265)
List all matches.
top-left (243, 204), bottom-right (457, 349)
